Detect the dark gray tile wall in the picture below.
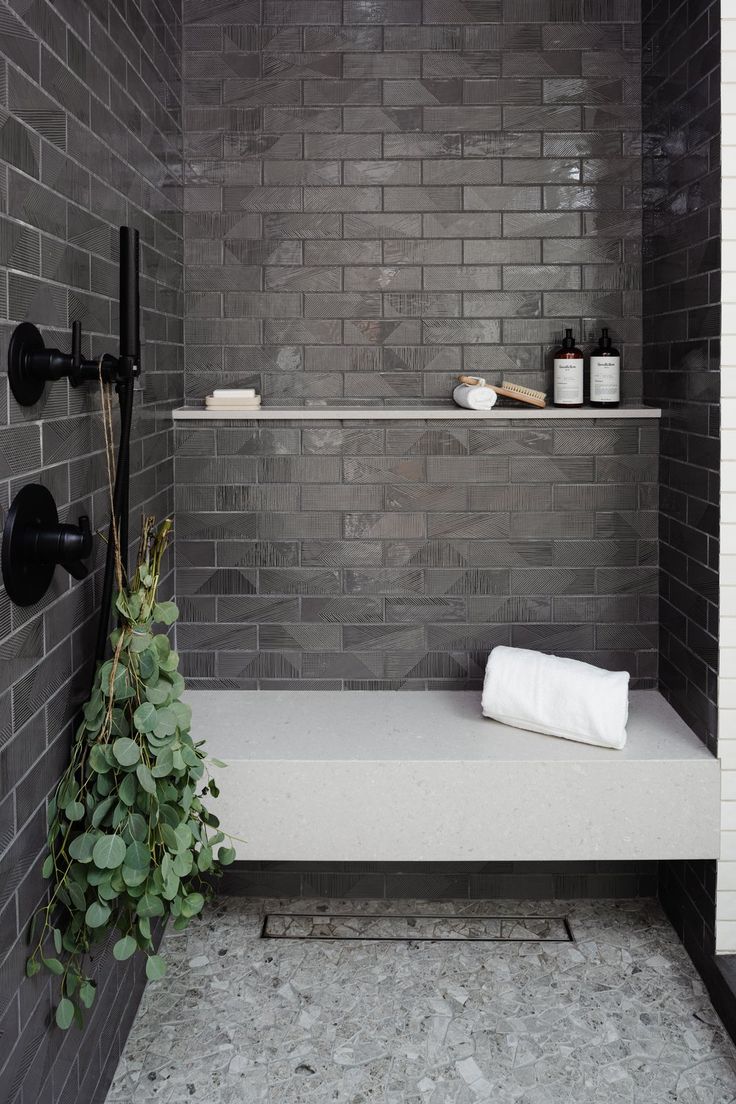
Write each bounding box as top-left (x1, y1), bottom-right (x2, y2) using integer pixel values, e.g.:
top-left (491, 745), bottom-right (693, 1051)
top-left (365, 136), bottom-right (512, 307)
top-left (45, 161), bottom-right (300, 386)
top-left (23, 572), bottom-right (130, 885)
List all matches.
top-left (0, 0), bottom-right (183, 1101)
top-left (640, 0), bottom-right (720, 971)
top-left (220, 859), bottom-right (659, 900)
top-left (175, 416), bottom-right (659, 688)
top-left (181, 0), bottom-right (644, 406)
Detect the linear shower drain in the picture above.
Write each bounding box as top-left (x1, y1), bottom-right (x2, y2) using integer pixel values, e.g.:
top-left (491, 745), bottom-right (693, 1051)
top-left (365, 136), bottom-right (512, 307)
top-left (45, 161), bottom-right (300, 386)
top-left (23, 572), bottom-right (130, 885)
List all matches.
top-left (261, 913), bottom-right (574, 943)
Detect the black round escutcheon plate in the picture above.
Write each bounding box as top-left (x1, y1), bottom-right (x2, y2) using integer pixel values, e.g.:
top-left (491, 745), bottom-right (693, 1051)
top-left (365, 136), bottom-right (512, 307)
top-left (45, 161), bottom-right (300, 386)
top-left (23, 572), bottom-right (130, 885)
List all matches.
top-left (2, 484), bottom-right (58, 606)
top-left (8, 322), bottom-right (46, 407)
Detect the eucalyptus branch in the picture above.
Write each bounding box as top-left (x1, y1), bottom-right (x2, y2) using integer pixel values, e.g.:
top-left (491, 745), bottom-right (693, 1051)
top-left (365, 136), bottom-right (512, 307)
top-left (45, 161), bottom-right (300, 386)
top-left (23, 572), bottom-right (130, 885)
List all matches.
top-left (26, 514), bottom-right (234, 1029)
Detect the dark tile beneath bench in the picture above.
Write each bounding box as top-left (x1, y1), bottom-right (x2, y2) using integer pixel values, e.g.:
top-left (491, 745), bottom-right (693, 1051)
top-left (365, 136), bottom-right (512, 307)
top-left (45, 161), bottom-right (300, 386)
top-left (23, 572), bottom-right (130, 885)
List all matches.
top-left (218, 861), bottom-right (659, 900)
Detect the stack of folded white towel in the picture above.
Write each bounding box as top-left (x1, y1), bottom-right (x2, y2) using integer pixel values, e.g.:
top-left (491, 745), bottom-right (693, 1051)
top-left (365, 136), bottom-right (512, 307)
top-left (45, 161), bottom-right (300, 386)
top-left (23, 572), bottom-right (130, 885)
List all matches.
top-left (481, 645), bottom-right (630, 749)
top-left (205, 388), bottom-right (261, 411)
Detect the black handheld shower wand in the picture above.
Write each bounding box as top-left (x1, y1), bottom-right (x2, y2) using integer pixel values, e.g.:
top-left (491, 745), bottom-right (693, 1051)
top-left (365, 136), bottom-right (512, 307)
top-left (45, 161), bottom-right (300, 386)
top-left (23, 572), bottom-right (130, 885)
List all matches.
top-left (94, 226), bottom-right (140, 662)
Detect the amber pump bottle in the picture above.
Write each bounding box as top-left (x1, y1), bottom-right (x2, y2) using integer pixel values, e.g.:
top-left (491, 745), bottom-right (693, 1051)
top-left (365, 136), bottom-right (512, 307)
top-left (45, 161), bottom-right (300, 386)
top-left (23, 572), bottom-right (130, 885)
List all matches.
top-left (589, 327), bottom-right (620, 407)
top-left (553, 328), bottom-right (584, 408)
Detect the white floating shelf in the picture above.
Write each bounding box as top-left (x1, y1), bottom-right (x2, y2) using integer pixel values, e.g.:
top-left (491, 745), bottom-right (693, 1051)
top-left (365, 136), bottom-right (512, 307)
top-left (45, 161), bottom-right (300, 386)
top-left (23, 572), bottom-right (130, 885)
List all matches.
top-left (173, 405), bottom-right (661, 421)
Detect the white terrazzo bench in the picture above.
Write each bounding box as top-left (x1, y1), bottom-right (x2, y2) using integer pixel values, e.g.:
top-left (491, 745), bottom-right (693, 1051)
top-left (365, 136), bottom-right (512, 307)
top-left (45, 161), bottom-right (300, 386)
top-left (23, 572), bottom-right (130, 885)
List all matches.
top-left (187, 690), bottom-right (720, 863)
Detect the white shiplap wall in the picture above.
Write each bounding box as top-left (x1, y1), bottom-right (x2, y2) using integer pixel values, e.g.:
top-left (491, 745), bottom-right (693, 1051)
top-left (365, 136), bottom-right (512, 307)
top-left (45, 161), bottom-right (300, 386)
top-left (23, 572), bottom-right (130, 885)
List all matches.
top-left (718, 11), bottom-right (736, 953)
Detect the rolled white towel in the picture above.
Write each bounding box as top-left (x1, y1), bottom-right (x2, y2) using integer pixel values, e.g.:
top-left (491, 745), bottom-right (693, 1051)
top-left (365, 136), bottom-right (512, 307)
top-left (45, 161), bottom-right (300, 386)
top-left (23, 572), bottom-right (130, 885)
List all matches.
top-left (481, 645), bottom-right (629, 749)
top-left (453, 382), bottom-right (498, 410)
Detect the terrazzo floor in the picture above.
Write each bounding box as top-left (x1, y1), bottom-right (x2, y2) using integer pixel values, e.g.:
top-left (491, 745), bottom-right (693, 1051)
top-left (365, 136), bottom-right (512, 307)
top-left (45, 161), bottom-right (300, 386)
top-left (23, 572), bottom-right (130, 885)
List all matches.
top-left (106, 897), bottom-right (736, 1104)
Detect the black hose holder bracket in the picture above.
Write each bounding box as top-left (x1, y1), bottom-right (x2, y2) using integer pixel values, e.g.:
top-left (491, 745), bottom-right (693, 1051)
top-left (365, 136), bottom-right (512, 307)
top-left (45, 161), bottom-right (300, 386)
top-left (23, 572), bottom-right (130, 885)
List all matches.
top-left (8, 321), bottom-right (120, 406)
top-left (2, 484), bottom-right (93, 606)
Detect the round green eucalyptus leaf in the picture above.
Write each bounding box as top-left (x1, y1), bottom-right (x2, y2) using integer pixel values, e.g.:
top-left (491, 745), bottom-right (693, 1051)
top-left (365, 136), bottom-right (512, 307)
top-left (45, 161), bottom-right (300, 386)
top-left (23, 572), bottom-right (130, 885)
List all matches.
top-left (151, 748), bottom-right (174, 777)
top-left (127, 813), bottom-right (147, 841)
top-left (84, 697), bottom-right (103, 724)
top-left (112, 800), bottom-right (129, 827)
top-left (162, 871), bottom-right (179, 900)
top-left (67, 881), bottom-right (87, 911)
top-left (79, 981), bottom-right (96, 1009)
top-left (69, 833), bottom-right (97, 863)
top-left (85, 901), bottom-right (111, 928)
top-left (145, 954), bottom-right (167, 980)
top-left (172, 851), bottom-right (193, 878)
top-left (181, 892), bottom-right (205, 918)
top-left (129, 631), bottom-right (152, 653)
top-left (153, 708), bottom-right (177, 738)
top-left (126, 592), bottom-right (142, 619)
top-left (218, 846), bottom-right (236, 866)
top-left (136, 763), bottom-right (156, 795)
top-left (153, 601), bottom-right (179, 626)
top-left (55, 997), bottom-right (75, 1030)
top-left (122, 864), bottom-right (148, 887)
top-left (138, 649), bottom-right (159, 682)
top-left (167, 672), bottom-right (185, 699)
top-left (91, 795), bottom-right (116, 828)
top-left (92, 834), bottom-right (126, 870)
top-left (96, 772), bottom-right (113, 796)
top-left (89, 746), bottom-right (111, 774)
top-left (98, 879), bottom-right (119, 902)
top-left (137, 892), bottom-right (165, 919)
top-left (159, 650), bottom-right (179, 673)
top-left (145, 683), bottom-right (169, 705)
top-left (133, 702), bottom-right (157, 734)
top-left (118, 772), bottom-right (137, 807)
top-left (171, 701), bottom-right (192, 729)
top-left (113, 935), bottom-right (137, 961)
top-left (110, 709), bottom-right (130, 737)
top-left (113, 738), bottom-right (140, 767)
top-left (125, 841), bottom-right (151, 871)
top-left (160, 823), bottom-right (178, 851)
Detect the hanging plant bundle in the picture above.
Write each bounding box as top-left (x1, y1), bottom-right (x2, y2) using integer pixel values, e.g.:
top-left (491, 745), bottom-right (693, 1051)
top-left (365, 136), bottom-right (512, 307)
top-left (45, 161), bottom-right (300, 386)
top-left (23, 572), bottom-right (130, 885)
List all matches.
top-left (27, 516), bottom-right (234, 1029)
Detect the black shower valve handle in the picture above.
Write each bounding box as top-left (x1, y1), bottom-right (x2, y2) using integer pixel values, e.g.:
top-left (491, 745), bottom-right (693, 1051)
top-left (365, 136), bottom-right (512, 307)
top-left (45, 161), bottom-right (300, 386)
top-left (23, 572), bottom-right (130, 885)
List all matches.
top-left (7, 321), bottom-right (121, 405)
top-left (2, 486), bottom-right (94, 605)
top-left (29, 512), bottom-right (93, 581)
top-left (58, 515), bottom-right (93, 580)
top-left (67, 321), bottom-right (119, 388)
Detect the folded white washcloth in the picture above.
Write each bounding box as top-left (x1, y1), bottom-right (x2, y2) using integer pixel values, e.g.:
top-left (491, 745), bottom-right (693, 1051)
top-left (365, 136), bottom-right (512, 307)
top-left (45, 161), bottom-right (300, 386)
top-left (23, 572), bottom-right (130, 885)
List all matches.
top-left (453, 382), bottom-right (498, 410)
top-left (211, 393), bottom-right (258, 401)
top-left (481, 645), bottom-right (629, 749)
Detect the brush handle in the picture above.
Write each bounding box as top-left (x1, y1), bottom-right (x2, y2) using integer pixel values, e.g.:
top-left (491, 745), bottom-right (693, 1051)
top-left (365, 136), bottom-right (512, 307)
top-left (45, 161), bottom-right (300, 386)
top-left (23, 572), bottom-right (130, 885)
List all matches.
top-left (457, 374), bottom-right (484, 386)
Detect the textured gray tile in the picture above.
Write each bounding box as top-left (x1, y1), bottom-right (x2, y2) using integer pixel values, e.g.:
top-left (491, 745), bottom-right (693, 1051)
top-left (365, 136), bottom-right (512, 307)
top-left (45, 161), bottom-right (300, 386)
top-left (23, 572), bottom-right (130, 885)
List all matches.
top-left (344, 512), bottom-right (426, 539)
top-left (171, 0), bottom-right (651, 702)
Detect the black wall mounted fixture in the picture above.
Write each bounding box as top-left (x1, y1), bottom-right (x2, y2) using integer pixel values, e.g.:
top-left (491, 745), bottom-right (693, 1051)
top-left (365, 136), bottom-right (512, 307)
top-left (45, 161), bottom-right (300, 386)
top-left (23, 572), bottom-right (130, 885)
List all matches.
top-left (8, 320), bottom-right (121, 406)
top-left (3, 226), bottom-right (141, 634)
top-left (1, 483), bottom-right (92, 606)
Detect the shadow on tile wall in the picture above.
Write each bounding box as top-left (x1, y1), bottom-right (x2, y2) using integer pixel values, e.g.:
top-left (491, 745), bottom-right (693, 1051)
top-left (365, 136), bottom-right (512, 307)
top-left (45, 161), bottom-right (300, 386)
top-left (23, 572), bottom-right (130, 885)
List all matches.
top-left (0, 0), bottom-right (184, 1101)
top-left (640, 0), bottom-right (721, 967)
top-left (181, 0), bottom-right (644, 407)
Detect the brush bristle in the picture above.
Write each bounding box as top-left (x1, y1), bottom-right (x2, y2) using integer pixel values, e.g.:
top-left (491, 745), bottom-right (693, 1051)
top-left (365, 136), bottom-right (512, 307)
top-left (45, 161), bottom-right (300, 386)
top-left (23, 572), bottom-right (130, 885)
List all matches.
top-left (500, 380), bottom-right (547, 401)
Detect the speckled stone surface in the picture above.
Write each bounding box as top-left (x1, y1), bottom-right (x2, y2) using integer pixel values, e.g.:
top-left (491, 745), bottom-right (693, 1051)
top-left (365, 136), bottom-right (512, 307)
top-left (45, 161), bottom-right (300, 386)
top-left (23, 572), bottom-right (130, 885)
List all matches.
top-left (106, 898), bottom-right (736, 1104)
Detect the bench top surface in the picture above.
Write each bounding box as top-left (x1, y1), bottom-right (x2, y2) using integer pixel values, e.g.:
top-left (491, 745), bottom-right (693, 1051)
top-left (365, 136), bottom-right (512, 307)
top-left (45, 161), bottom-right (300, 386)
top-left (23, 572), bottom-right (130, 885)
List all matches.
top-left (187, 689), bottom-right (715, 765)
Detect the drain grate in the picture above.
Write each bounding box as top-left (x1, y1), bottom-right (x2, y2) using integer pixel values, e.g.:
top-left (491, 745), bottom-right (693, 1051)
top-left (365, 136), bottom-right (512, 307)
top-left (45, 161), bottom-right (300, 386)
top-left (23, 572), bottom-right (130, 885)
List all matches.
top-left (262, 913), bottom-right (574, 943)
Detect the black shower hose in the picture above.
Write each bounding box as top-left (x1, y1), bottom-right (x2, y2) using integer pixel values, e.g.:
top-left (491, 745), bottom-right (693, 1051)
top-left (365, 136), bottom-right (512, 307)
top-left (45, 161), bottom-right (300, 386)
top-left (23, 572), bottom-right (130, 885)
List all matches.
top-left (93, 365), bottom-right (135, 665)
